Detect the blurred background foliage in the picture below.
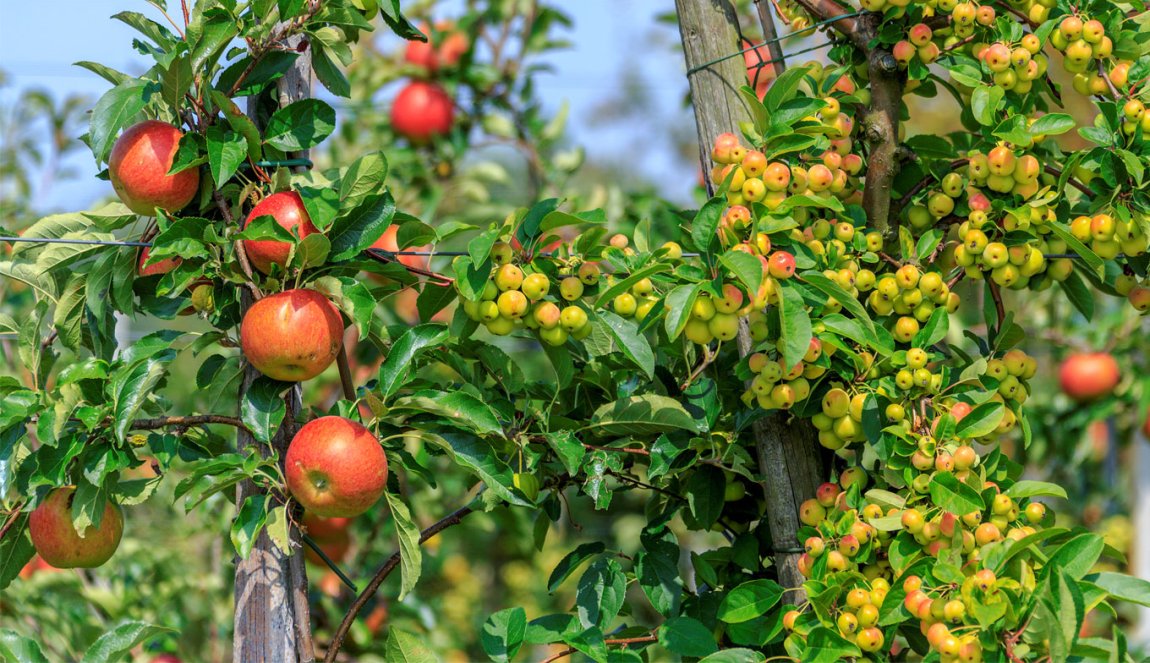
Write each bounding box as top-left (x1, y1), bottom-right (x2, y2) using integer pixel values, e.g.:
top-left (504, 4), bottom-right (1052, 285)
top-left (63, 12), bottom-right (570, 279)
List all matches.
top-left (1, 0), bottom-right (1147, 659)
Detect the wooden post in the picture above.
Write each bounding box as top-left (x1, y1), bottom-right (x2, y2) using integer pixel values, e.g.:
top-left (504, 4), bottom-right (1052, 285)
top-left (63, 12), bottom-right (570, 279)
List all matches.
top-left (674, 0), bottom-right (825, 602)
top-left (233, 33), bottom-right (314, 663)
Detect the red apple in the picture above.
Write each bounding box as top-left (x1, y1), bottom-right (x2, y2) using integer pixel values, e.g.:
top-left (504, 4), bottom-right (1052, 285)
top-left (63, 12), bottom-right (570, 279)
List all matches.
top-left (242, 191), bottom-right (318, 274)
top-left (1059, 352), bottom-right (1120, 401)
top-left (371, 224), bottom-right (429, 270)
top-left (435, 21), bottom-right (469, 67)
top-left (18, 555), bottom-right (60, 580)
top-left (29, 487), bottom-right (123, 568)
top-left (742, 39), bottom-right (774, 99)
top-left (240, 289), bottom-right (344, 382)
top-left (285, 416), bottom-right (388, 518)
top-left (151, 656), bottom-right (182, 663)
top-left (391, 81), bottom-right (454, 142)
top-left (109, 120), bottom-right (200, 216)
top-left (137, 247), bottom-right (181, 277)
top-left (404, 30), bottom-right (439, 71)
top-left (302, 512), bottom-right (352, 539)
top-left (403, 21), bottom-right (469, 72)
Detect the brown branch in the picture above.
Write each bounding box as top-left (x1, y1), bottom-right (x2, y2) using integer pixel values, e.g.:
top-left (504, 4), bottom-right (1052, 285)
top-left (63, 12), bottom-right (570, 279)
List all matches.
top-left (181, 0), bottom-right (190, 26)
top-left (988, 280), bottom-right (1006, 331)
top-left (877, 251), bottom-right (902, 268)
top-left (680, 344), bottom-right (716, 390)
top-left (583, 444), bottom-right (650, 456)
top-left (214, 189), bottom-right (263, 300)
top-left (364, 248), bottom-right (454, 286)
top-left (0, 504), bottom-right (27, 542)
top-left (1043, 165), bottom-right (1096, 197)
top-left (790, 0), bottom-right (862, 46)
top-left (323, 502), bottom-right (476, 663)
top-left (541, 634), bottom-right (658, 663)
top-left (131, 415), bottom-right (249, 431)
top-left (336, 345), bottom-right (356, 402)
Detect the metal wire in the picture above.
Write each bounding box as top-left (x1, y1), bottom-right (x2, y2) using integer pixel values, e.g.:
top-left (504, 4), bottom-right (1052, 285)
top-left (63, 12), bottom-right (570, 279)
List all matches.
top-left (685, 10), bottom-right (863, 75)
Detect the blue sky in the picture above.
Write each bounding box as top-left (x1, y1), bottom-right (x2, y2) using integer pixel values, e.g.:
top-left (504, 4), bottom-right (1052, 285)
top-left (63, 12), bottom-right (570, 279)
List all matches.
top-left (0, 2), bottom-right (697, 214)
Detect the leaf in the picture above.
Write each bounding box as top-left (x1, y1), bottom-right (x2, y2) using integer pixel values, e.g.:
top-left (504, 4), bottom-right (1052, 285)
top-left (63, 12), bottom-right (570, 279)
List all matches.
top-left (576, 558), bottom-right (626, 630)
top-left (385, 627), bottom-right (437, 663)
top-left (79, 621), bottom-right (174, 663)
top-left (74, 61), bottom-right (131, 85)
top-left (481, 607), bottom-right (527, 663)
top-left (778, 283), bottom-right (813, 370)
top-left (593, 263), bottom-right (671, 309)
top-left (0, 516), bottom-right (34, 591)
top-left (1005, 480), bottom-right (1068, 500)
top-left (378, 324), bottom-right (449, 399)
top-left (90, 80), bottom-right (149, 163)
top-left (1029, 113), bottom-right (1076, 136)
top-left (718, 579), bottom-right (784, 623)
top-left (112, 358), bottom-right (168, 442)
top-left (378, 0), bottom-right (426, 40)
top-left (718, 251), bottom-right (763, 298)
top-left (657, 617), bottom-right (719, 658)
top-left (160, 56), bottom-right (193, 107)
top-left (230, 495), bottom-right (269, 559)
top-left (423, 429), bottom-right (530, 507)
top-left (205, 125), bottom-right (247, 187)
top-left (635, 534), bottom-right (682, 617)
top-left (912, 307), bottom-right (949, 348)
top-left (53, 275), bottom-right (86, 352)
top-left (384, 491), bottom-right (422, 600)
top-left (971, 85), bottom-right (1003, 126)
top-left (690, 197), bottom-right (726, 256)
top-left (1046, 221), bottom-right (1105, 274)
top-left (544, 431), bottom-right (585, 476)
top-left (548, 543), bottom-right (606, 593)
top-left (391, 391), bottom-right (501, 435)
top-left (588, 395), bottom-right (704, 436)
top-left (264, 99), bottom-right (336, 151)
top-left (1048, 533), bottom-right (1104, 580)
top-left (929, 472), bottom-right (984, 515)
top-left (954, 401), bottom-right (1004, 439)
top-left (685, 464), bottom-right (726, 529)
top-left (1060, 268), bottom-right (1095, 320)
top-left (1086, 571), bottom-right (1150, 608)
top-left (596, 310), bottom-right (655, 378)
top-left (802, 272), bottom-right (874, 333)
top-left (699, 649), bottom-right (766, 663)
top-left (664, 284), bottom-right (701, 340)
top-left (339, 151), bottom-right (388, 210)
top-left (312, 44), bottom-right (351, 97)
top-left (804, 626), bottom-right (862, 663)
top-left (0, 630), bottom-right (50, 663)
top-left (327, 192), bottom-right (396, 262)
top-left (240, 376), bottom-right (288, 443)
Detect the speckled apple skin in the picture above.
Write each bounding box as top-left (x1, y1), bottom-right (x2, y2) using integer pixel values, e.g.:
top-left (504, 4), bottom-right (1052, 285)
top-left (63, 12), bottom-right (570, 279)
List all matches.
top-left (240, 289), bottom-right (344, 382)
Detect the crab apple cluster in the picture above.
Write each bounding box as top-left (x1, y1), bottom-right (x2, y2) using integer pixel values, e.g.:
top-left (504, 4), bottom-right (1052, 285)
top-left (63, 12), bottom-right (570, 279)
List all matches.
top-left (1050, 14), bottom-right (1113, 78)
top-left (459, 244), bottom-right (594, 344)
top-left (866, 265), bottom-right (960, 337)
top-left (974, 35), bottom-right (1048, 94)
top-left (1069, 212), bottom-right (1149, 261)
top-left (739, 338), bottom-right (831, 413)
top-left (810, 386), bottom-right (870, 450)
top-left (1118, 95), bottom-right (1150, 137)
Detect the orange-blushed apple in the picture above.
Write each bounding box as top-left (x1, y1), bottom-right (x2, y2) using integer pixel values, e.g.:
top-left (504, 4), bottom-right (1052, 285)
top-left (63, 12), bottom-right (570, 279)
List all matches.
top-left (109, 120), bottom-right (200, 216)
top-left (137, 246), bottom-right (181, 277)
top-left (240, 289), bottom-right (344, 382)
top-left (29, 486), bottom-right (123, 568)
top-left (286, 416), bottom-right (388, 518)
top-left (1059, 352), bottom-right (1120, 401)
top-left (391, 81), bottom-right (454, 143)
top-left (242, 191), bottom-right (318, 274)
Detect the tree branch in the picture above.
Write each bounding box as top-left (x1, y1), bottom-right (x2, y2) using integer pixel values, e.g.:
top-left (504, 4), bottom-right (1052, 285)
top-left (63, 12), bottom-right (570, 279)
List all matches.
top-left (753, 0), bottom-right (788, 79)
top-left (322, 502), bottom-right (476, 663)
top-left (1044, 165), bottom-right (1096, 198)
top-left (790, 0), bottom-right (861, 45)
top-left (541, 634), bottom-right (658, 663)
top-left (131, 415), bottom-right (249, 431)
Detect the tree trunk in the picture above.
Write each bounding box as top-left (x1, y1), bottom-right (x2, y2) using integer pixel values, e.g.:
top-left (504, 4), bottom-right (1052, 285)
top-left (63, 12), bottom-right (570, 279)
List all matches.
top-left (674, 0), bottom-right (824, 603)
top-left (233, 33), bottom-right (315, 663)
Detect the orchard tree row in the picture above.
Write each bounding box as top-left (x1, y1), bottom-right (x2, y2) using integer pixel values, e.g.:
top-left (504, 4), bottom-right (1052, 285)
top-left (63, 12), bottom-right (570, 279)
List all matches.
top-left (2, 0), bottom-right (1150, 661)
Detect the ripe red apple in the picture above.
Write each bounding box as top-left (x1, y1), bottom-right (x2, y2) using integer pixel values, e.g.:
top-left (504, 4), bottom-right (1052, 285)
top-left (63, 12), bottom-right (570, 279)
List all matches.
top-left (109, 120), bottom-right (200, 216)
top-left (285, 416), bottom-right (388, 518)
top-left (403, 21), bottom-right (468, 71)
top-left (742, 39), bottom-right (774, 99)
top-left (404, 31), bottom-right (439, 71)
top-left (391, 81), bottom-right (454, 143)
top-left (240, 289), bottom-right (344, 382)
top-left (137, 246), bottom-right (181, 276)
top-left (371, 224), bottom-right (429, 270)
top-left (437, 23), bottom-right (469, 67)
top-left (302, 512), bottom-right (352, 539)
top-left (1059, 352), bottom-right (1120, 401)
top-left (242, 191), bottom-right (318, 274)
top-left (29, 487), bottom-right (123, 568)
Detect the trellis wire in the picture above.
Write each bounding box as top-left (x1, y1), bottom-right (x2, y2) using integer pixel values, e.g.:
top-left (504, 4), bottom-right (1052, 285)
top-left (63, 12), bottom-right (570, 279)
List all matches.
top-left (685, 10), bottom-right (863, 76)
top-left (0, 236), bottom-right (1122, 261)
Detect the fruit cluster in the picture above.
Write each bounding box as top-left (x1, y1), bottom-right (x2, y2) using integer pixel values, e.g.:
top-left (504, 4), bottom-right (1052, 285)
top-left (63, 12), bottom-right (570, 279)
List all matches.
top-left (1050, 15), bottom-right (1112, 78)
top-left (975, 37), bottom-right (1047, 94)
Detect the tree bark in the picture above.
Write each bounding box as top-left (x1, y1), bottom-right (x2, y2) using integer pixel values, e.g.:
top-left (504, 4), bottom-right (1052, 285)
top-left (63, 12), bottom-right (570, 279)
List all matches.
top-left (674, 0), bottom-right (824, 603)
top-left (233, 33), bottom-right (314, 663)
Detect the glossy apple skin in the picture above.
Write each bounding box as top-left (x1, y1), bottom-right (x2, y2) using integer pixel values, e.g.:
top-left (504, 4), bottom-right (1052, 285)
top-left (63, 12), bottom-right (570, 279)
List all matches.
top-left (240, 289), bottom-right (344, 382)
top-left (29, 487), bottom-right (123, 568)
top-left (109, 120), bottom-right (200, 216)
top-left (243, 191), bottom-right (319, 274)
top-left (286, 416), bottom-right (388, 518)
top-left (391, 81), bottom-right (454, 143)
top-left (137, 246), bottom-right (181, 276)
top-left (1059, 352), bottom-right (1120, 401)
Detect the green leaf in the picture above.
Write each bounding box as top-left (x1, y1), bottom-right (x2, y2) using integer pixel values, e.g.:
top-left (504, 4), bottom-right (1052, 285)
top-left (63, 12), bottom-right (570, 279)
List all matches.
top-left (328, 192), bottom-right (396, 262)
top-left (971, 85), bottom-right (1003, 126)
top-left (205, 125), bottom-right (247, 187)
top-left (912, 307), bottom-right (949, 347)
top-left (1048, 533), bottom-right (1104, 580)
top-left (1029, 113), bottom-right (1076, 136)
top-left (588, 395), bottom-right (704, 436)
top-left (339, 151), bottom-right (388, 210)
top-left (391, 391), bottom-right (501, 435)
top-left (718, 579), bottom-right (784, 623)
top-left (240, 376), bottom-right (288, 444)
top-left (576, 557), bottom-right (626, 630)
top-left (802, 272), bottom-right (874, 334)
top-left (690, 197), bottom-right (725, 256)
top-left (311, 44), bottom-right (351, 97)
top-left (929, 471), bottom-right (984, 515)
top-left (804, 626), bottom-right (862, 663)
top-left (111, 11), bottom-right (175, 47)
top-left (954, 401), bottom-right (1004, 439)
top-left (0, 516), bottom-right (34, 591)
top-left (160, 56), bottom-right (193, 107)
top-left (54, 275), bottom-right (86, 352)
top-left (657, 617), bottom-right (719, 658)
top-left (596, 311), bottom-right (655, 378)
top-left (635, 533), bottom-right (682, 617)
top-left (423, 429), bottom-right (530, 507)
top-left (685, 464), bottom-right (726, 529)
top-left (90, 80), bottom-right (149, 163)
top-left (264, 99), bottom-right (336, 151)
top-left (1046, 221), bottom-right (1105, 274)
top-left (1086, 571), bottom-right (1150, 607)
top-left (385, 627), bottom-right (437, 663)
top-left (79, 621), bottom-right (174, 663)
top-left (112, 358), bottom-right (168, 442)
top-left (544, 431), bottom-right (585, 476)
top-left (0, 630), bottom-right (50, 663)
top-left (74, 61), bottom-right (131, 85)
top-left (378, 324), bottom-right (449, 400)
top-left (384, 491), bottom-right (422, 600)
top-left (778, 283), bottom-right (813, 370)
top-left (548, 542), bottom-right (606, 593)
top-left (230, 494), bottom-right (269, 558)
top-left (378, 0), bottom-right (426, 40)
top-left (719, 251), bottom-right (763, 298)
top-left (1060, 268), bottom-right (1095, 320)
top-left (482, 607), bottom-right (527, 663)
top-left (699, 649), bottom-right (766, 663)
top-left (1005, 480), bottom-right (1068, 500)
top-left (593, 263), bottom-right (671, 309)
top-left (664, 284), bottom-right (701, 340)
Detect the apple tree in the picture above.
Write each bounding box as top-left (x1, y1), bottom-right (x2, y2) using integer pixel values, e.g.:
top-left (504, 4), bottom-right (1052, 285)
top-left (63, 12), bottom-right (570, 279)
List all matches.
top-left (3, 0), bottom-right (1150, 662)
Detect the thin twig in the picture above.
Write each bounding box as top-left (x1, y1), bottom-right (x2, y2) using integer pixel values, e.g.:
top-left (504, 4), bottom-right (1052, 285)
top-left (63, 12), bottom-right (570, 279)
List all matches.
top-left (323, 502), bottom-right (477, 663)
top-left (336, 345), bottom-right (356, 402)
top-left (988, 280), bottom-right (1006, 333)
top-left (364, 248), bottom-right (454, 286)
top-left (131, 415), bottom-right (249, 431)
top-left (1043, 164), bottom-right (1096, 197)
top-left (214, 190), bottom-right (263, 299)
top-left (583, 444), bottom-right (650, 457)
top-left (894, 158), bottom-right (969, 215)
top-left (680, 344), bottom-right (716, 390)
top-left (541, 634), bottom-right (658, 663)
